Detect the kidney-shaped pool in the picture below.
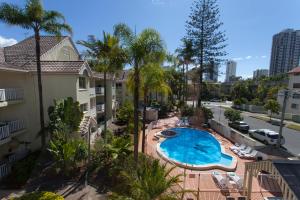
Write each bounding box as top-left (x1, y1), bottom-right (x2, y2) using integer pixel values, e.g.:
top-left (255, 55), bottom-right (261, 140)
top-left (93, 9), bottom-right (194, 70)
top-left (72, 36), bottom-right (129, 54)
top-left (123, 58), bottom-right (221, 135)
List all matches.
top-left (157, 128), bottom-right (237, 171)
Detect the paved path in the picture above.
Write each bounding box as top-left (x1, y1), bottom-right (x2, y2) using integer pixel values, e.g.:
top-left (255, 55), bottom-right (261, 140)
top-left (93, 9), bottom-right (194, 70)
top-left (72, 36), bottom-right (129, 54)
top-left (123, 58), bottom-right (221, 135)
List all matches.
top-left (206, 102), bottom-right (300, 156)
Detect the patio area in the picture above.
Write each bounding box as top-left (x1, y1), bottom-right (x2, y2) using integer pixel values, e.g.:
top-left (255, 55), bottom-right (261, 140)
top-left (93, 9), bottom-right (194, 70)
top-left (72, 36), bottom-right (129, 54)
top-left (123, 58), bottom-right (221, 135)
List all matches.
top-left (144, 116), bottom-right (284, 200)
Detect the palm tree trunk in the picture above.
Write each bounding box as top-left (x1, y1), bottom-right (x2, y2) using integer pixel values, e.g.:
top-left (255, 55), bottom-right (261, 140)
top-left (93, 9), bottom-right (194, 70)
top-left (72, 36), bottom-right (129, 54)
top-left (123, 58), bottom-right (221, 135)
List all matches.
top-left (133, 64), bottom-right (139, 163)
top-left (186, 63), bottom-right (189, 102)
top-left (104, 71), bottom-right (107, 139)
top-left (193, 83), bottom-right (195, 108)
top-left (34, 30), bottom-right (46, 148)
top-left (142, 89), bottom-right (147, 153)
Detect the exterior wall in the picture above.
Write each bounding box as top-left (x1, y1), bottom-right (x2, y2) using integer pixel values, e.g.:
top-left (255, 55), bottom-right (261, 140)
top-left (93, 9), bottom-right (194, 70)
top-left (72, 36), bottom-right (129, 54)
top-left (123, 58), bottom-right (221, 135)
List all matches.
top-left (225, 61), bottom-right (237, 82)
top-left (41, 38), bottom-right (80, 61)
top-left (116, 81), bottom-right (133, 105)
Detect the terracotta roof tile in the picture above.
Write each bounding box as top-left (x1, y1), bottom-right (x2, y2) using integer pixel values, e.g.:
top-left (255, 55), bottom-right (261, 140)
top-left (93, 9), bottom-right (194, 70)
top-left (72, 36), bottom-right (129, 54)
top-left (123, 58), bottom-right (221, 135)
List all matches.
top-left (288, 67), bottom-right (300, 74)
top-left (22, 61), bottom-right (86, 73)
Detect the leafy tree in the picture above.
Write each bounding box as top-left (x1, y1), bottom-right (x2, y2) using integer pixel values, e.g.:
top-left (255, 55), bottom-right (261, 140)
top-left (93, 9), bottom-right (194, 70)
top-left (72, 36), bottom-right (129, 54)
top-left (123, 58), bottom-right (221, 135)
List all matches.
top-left (113, 23), bottom-right (166, 162)
top-left (186, 0), bottom-right (227, 106)
top-left (201, 106), bottom-right (213, 123)
top-left (0, 0), bottom-right (72, 148)
top-left (264, 99), bottom-right (280, 121)
top-left (78, 32), bottom-right (127, 137)
top-left (181, 105), bottom-right (195, 117)
top-left (111, 155), bottom-right (182, 200)
top-left (224, 108), bottom-right (243, 122)
top-left (48, 97), bottom-right (83, 133)
top-left (116, 101), bottom-right (134, 125)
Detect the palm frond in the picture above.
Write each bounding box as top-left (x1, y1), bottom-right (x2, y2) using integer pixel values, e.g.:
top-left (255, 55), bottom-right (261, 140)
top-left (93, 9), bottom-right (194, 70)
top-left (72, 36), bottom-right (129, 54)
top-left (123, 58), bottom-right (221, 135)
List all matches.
top-left (0, 3), bottom-right (31, 29)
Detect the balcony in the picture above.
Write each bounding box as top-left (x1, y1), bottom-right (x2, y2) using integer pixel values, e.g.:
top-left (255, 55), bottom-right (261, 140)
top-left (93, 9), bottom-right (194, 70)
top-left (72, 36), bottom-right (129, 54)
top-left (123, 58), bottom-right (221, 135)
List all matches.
top-left (0, 120), bottom-right (26, 145)
top-left (95, 87), bottom-right (104, 95)
top-left (0, 88), bottom-right (24, 107)
top-left (96, 104), bottom-right (105, 113)
top-left (89, 87), bottom-right (96, 97)
top-left (0, 161), bottom-right (11, 180)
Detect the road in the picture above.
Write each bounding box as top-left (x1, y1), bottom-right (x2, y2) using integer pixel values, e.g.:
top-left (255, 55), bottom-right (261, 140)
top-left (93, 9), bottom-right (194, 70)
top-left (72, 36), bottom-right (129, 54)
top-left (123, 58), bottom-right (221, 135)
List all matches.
top-left (204, 102), bottom-right (300, 156)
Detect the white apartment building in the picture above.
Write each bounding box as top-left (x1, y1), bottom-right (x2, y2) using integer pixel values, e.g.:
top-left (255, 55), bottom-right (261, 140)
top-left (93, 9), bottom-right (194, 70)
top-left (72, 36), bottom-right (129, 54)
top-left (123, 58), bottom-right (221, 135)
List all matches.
top-left (225, 60), bottom-right (237, 82)
top-left (0, 36), bottom-right (116, 179)
top-left (277, 66), bottom-right (300, 123)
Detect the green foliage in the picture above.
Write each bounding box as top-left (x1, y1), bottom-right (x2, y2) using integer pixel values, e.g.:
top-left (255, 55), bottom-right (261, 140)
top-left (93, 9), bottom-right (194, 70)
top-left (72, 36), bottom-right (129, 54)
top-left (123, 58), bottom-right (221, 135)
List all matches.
top-left (181, 105), bottom-right (194, 117)
top-left (48, 131), bottom-right (87, 174)
top-left (116, 101), bottom-right (134, 124)
top-left (110, 155), bottom-right (181, 200)
top-left (251, 98), bottom-right (263, 106)
top-left (264, 99), bottom-right (280, 120)
top-left (13, 191), bottom-right (64, 200)
top-left (224, 108), bottom-right (243, 122)
top-left (1, 152), bottom-right (40, 189)
top-left (48, 97), bottom-right (83, 133)
top-left (233, 99), bottom-right (242, 106)
top-left (201, 106), bottom-right (213, 123)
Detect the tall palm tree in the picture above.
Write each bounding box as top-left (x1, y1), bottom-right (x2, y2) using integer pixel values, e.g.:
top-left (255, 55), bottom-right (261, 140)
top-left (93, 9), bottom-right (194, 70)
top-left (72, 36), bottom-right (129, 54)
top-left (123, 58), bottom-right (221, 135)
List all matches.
top-left (0, 0), bottom-right (72, 148)
top-left (176, 38), bottom-right (194, 103)
top-left (127, 64), bottom-right (170, 153)
top-left (78, 33), bottom-right (127, 137)
top-left (113, 23), bottom-right (165, 162)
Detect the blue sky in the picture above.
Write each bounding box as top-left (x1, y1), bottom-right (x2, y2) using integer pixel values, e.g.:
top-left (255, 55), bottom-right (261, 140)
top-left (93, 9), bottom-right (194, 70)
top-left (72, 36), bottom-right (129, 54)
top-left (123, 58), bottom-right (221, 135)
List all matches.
top-left (1, 0), bottom-right (300, 81)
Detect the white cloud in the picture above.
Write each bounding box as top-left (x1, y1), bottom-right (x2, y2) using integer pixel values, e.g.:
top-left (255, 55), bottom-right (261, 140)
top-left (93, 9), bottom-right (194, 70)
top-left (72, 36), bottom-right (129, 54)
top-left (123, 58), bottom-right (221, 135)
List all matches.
top-left (0, 35), bottom-right (17, 47)
top-left (245, 56), bottom-right (252, 60)
top-left (261, 55), bottom-right (267, 59)
top-left (232, 57), bottom-right (243, 61)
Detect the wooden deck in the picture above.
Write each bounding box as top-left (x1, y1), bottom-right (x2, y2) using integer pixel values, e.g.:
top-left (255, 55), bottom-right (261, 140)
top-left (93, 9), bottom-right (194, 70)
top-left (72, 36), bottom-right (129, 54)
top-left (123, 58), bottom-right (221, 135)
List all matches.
top-left (144, 117), bottom-right (283, 200)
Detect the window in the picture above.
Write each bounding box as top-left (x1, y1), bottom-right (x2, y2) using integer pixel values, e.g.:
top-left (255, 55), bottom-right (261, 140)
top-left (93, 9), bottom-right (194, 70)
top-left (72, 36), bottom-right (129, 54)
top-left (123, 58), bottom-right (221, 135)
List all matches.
top-left (293, 83), bottom-right (300, 89)
top-left (80, 103), bottom-right (88, 112)
top-left (116, 83), bottom-right (122, 88)
top-left (79, 77), bottom-right (86, 89)
top-left (291, 103), bottom-right (299, 109)
top-left (293, 93), bottom-right (300, 99)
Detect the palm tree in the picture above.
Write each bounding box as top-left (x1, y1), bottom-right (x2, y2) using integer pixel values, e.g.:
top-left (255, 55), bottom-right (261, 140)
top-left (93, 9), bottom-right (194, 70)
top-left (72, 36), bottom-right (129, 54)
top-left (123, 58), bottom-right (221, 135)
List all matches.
top-left (78, 33), bottom-right (127, 138)
top-left (127, 64), bottom-right (170, 153)
top-left (0, 0), bottom-right (72, 148)
top-left (118, 155), bottom-right (182, 200)
top-left (176, 38), bottom-right (194, 103)
top-left (113, 23), bottom-right (165, 162)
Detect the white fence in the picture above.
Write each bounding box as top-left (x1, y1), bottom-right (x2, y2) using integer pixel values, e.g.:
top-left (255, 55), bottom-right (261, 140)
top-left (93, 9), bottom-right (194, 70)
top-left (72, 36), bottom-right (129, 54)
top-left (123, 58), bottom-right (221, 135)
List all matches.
top-left (0, 124), bottom-right (10, 141)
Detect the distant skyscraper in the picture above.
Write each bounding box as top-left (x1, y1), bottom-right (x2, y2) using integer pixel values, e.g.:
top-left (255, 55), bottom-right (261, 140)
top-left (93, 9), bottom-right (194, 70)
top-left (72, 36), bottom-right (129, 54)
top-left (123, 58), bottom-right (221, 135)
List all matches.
top-left (225, 60), bottom-right (237, 82)
top-left (269, 29), bottom-right (300, 76)
top-left (204, 62), bottom-right (218, 82)
top-left (253, 69), bottom-right (269, 79)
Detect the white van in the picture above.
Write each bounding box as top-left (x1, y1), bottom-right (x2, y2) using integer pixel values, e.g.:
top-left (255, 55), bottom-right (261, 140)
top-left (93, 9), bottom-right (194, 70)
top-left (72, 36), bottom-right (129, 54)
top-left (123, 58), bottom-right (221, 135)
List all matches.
top-left (249, 129), bottom-right (285, 145)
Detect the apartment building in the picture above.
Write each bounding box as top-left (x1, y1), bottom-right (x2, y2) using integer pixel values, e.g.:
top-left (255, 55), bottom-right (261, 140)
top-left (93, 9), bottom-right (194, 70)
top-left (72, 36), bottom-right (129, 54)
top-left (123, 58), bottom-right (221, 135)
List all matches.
top-left (0, 36), bottom-right (115, 179)
top-left (116, 70), bottom-right (132, 105)
top-left (253, 69), bottom-right (269, 79)
top-left (225, 60), bottom-right (237, 83)
top-left (277, 66), bottom-right (300, 122)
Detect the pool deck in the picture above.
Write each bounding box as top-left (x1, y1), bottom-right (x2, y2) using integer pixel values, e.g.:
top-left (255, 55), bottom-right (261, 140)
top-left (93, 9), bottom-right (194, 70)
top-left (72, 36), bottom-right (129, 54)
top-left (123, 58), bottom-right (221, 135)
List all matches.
top-left (144, 116), bottom-right (283, 200)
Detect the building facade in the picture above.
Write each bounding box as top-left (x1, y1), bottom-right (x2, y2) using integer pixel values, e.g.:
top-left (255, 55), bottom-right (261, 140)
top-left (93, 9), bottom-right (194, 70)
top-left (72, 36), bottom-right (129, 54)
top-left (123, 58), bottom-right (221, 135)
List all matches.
top-left (253, 69), bottom-right (269, 79)
top-left (225, 60), bottom-right (237, 82)
top-left (270, 29), bottom-right (300, 76)
top-left (204, 63), bottom-right (219, 83)
top-left (277, 67), bottom-right (300, 122)
top-left (0, 36), bottom-right (116, 179)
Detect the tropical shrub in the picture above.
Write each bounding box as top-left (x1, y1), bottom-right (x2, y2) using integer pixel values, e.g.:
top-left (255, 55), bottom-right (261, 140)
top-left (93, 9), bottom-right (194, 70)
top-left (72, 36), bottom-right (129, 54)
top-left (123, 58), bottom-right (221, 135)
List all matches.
top-left (201, 106), bottom-right (213, 123)
top-left (233, 98), bottom-right (242, 106)
top-left (181, 105), bottom-right (194, 117)
top-left (224, 108), bottom-right (243, 122)
top-left (116, 101), bottom-right (134, 126)
top-left (12, 191), bottom-right (64, 200)
top-left (251, 98), bottom-right (263, 106)
top-left (48, 97), bottom-right (83, 133)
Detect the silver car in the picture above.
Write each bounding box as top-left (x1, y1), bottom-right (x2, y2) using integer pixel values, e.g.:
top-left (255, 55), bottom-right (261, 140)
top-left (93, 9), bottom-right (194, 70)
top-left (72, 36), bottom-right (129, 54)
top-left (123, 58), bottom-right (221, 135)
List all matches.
top-left (249, 129), bottom-right (285, 145)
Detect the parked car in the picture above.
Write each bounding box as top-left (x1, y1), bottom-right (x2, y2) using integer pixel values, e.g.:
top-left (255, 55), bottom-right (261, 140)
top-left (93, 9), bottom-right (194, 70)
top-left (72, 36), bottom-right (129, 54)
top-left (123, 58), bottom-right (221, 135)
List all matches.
top-left (249, 129), bottom-right (285, 145)
top-left (229, 121), bottom-right (250, 132)
top-left (270, 118), bottom-right (285, 126)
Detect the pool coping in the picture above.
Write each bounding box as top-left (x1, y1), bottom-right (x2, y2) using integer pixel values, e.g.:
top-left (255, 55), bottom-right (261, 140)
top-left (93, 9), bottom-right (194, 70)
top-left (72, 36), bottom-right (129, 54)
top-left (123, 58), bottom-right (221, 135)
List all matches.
top-left (156, 127), bottom-right (238, 171)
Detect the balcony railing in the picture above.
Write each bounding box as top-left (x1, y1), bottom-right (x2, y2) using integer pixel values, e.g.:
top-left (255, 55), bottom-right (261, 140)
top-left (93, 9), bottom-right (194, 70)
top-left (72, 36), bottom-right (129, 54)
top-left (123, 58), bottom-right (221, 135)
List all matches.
top-left (89, 87), bottom-right (96, 97)
top-left (95, 87), bottom-right (104, 95)
top-left (0, 88), bottom-right (24, 102)
top-left (0, 124), bottom-right (10, 141)
top-left (0, 161), bottom-right (11, 180)
top-left (0, 120), bottom-right (25, 142)
top-left (96, 104), bottom-right (105, 112)
top-left (8, 120), bottom-right (25, 133)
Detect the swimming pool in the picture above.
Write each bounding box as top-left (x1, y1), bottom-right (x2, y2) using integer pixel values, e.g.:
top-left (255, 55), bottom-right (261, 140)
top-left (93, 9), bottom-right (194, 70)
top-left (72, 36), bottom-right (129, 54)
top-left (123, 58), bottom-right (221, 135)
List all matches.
top-left (157, 128), bottom-right (237, 171)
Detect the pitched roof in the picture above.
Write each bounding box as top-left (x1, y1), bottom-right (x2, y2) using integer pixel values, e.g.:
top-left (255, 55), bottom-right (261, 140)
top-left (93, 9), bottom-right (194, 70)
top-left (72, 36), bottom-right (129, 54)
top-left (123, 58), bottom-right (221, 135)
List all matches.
top-left (116, 70), bottom-right (132, 82)
top-left (4, 36), bottom-right (67, 65)
top-left (288, 66), bottom-right (300, 74)
top-left (22, 60), bottom-right (86, 73)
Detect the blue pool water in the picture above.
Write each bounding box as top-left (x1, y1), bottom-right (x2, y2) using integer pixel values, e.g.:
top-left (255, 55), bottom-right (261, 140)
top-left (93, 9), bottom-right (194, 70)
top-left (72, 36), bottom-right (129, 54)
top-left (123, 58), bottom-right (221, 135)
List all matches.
top-left (159, 128), bottom-right (233, 166)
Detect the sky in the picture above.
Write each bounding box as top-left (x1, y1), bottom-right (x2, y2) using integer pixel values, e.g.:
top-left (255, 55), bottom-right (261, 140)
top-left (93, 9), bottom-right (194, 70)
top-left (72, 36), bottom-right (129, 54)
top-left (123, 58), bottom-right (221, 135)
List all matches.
top-left (1, 0), bottom-right (300, 81)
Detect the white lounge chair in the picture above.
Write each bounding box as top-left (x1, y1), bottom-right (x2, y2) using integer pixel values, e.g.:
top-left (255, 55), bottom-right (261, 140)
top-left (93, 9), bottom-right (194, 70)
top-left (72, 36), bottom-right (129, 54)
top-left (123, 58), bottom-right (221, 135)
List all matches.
top-left (212, 171), bottom-right (228, 189)
top-left (227, 172), bottom-right (243, 189)
top-left (238, 146), bottom-right (252, 155)
top-left (230, 144), bottom-right (245, 151)
top-left (243, 150), bottom-right (258, 159)
top-left (232, 145), bottom-right (247, 154)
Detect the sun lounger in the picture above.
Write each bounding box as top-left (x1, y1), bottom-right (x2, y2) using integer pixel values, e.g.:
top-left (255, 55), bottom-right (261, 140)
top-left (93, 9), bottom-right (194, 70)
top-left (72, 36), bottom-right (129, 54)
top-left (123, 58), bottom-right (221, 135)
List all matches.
top-left (230, 144), bottom-right (246, 151)
top-left (227, 172), bottom-right (243, 190)
top-left (243, 150), bottom-right (258, 159)
top-left (234, 146), bottom-right (251, 154)
top-left (212, 171), bottom-right (228, 189)
top-left (232, 145), bottom-right (247, 154)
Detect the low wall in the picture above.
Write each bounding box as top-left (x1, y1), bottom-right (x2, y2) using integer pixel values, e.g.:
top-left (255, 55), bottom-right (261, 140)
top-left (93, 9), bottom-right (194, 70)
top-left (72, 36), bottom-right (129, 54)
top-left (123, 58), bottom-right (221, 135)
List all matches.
top-left (210, 119), bottom-right (265, 149)
top-left (292, 115), bottom-right (300, 123)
